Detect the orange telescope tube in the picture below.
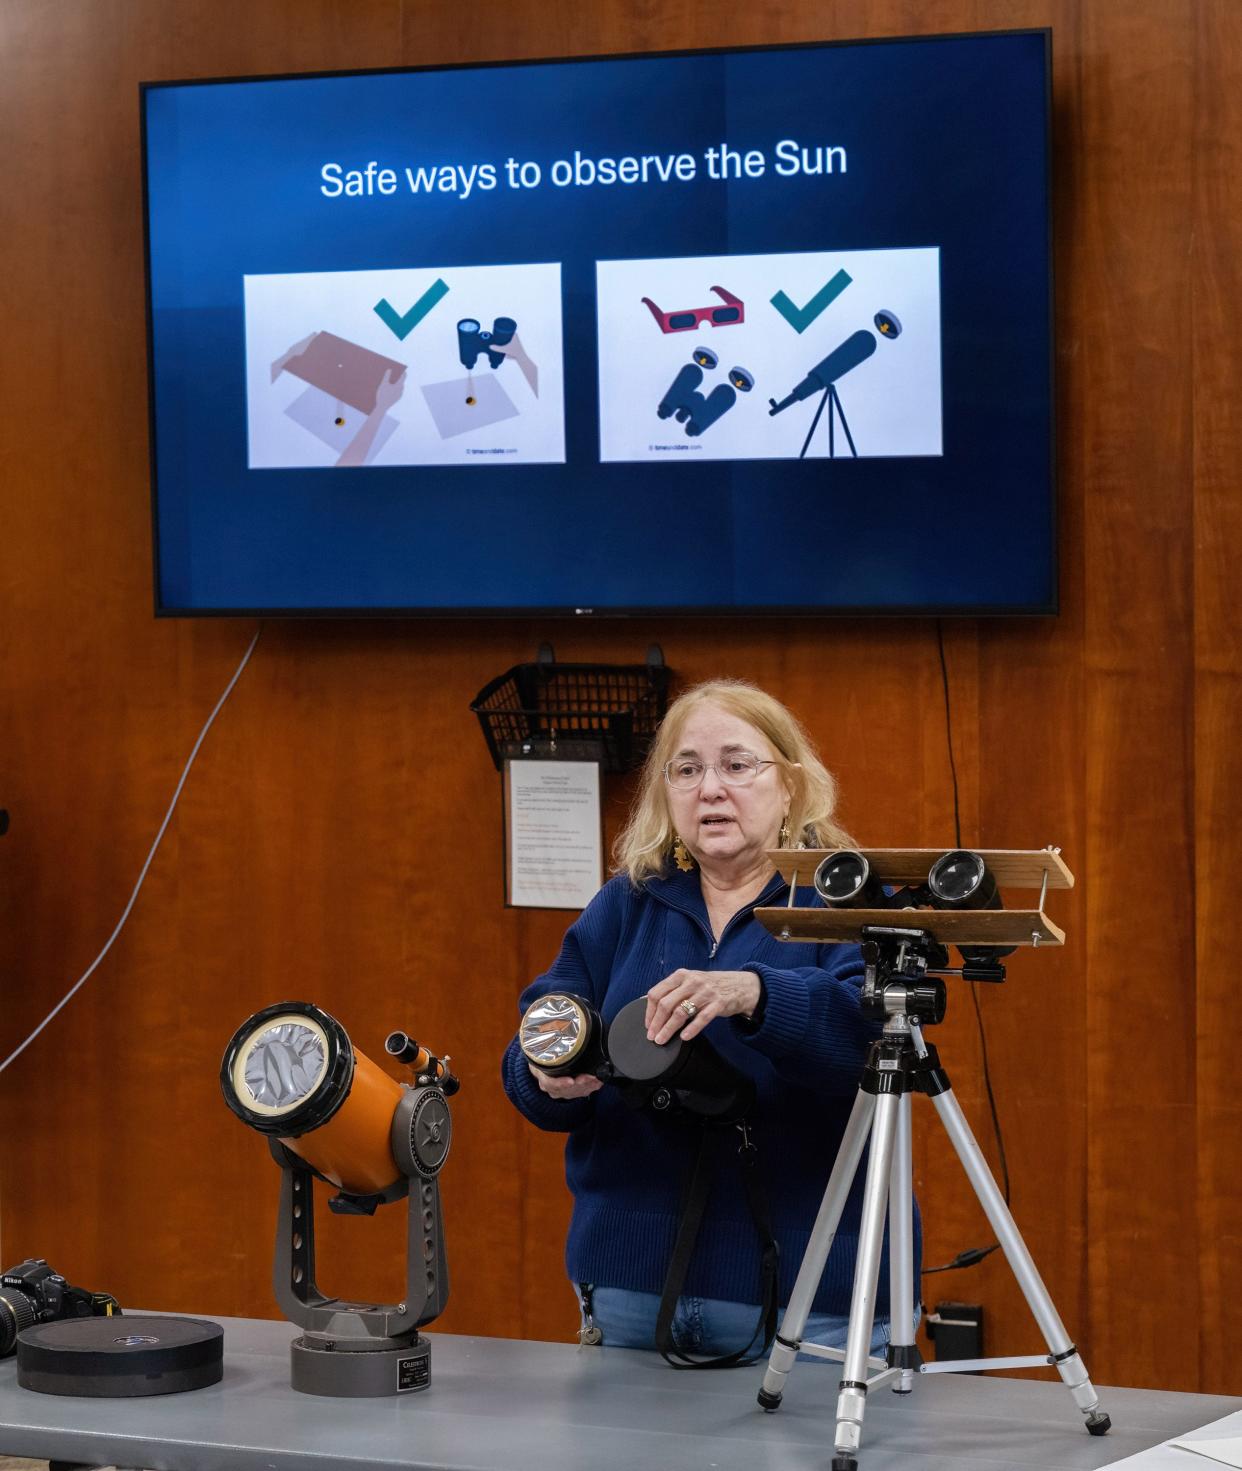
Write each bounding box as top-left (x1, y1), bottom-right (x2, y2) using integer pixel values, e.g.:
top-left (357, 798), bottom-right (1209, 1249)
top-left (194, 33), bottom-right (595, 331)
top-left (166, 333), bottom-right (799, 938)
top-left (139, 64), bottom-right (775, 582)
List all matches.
top-left (221, 1002), bottom-right (404, 1197)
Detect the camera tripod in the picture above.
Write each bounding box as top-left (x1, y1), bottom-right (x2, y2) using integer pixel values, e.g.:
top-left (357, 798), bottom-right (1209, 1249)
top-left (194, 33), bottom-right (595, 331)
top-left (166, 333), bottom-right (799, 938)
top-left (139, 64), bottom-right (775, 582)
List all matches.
top-left (757, 925), bottom-right (1110, 1471)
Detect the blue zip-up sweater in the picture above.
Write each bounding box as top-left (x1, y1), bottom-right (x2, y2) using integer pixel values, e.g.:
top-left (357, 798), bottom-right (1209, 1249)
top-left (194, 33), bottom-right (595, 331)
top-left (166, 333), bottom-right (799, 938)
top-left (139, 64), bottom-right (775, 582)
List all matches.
top-left (502, 867), bottom-right (920, 1315)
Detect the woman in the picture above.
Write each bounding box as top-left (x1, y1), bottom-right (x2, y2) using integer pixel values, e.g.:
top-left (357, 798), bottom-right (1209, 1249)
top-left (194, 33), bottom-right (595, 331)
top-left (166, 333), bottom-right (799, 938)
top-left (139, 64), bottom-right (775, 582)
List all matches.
top-left (501, 679), bottom-right (917, 1359)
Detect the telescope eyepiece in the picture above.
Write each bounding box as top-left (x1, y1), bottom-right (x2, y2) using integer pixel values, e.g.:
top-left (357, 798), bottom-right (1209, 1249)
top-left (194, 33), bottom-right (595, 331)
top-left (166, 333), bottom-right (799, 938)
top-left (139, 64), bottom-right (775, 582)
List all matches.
top-left (385, 1031), bottom-right (421, 1064)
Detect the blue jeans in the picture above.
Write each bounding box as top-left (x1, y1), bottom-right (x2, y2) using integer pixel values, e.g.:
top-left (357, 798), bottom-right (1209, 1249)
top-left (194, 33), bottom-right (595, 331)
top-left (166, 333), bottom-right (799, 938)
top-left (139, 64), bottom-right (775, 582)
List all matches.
top-left (577, 1283), bottom-right (894, 1359)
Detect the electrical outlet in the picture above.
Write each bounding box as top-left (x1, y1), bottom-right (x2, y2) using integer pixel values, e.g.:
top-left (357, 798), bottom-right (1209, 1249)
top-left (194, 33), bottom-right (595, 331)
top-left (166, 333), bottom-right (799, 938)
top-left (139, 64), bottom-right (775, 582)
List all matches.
top-left (927, 1301), bottom-right (984, 1364)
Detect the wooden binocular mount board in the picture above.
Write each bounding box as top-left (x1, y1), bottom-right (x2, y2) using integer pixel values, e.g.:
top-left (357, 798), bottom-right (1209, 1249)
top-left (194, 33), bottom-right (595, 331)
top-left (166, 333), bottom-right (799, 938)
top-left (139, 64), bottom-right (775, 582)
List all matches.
top-left (755, 847), bottom-right (1073, 948)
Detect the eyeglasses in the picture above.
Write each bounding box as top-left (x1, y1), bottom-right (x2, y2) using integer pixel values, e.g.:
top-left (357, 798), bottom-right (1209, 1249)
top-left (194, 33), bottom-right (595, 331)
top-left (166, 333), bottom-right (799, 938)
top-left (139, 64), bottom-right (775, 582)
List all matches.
top-left (663, 753), bottom-right (777, 790)
top-left (641, 285), bottom-right (745, 334)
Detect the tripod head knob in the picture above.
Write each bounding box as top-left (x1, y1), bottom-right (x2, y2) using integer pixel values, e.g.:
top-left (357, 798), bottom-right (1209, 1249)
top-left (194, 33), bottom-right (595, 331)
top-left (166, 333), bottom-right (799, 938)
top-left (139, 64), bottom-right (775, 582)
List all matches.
top-left (861, 927), bottom-right (950, 1024)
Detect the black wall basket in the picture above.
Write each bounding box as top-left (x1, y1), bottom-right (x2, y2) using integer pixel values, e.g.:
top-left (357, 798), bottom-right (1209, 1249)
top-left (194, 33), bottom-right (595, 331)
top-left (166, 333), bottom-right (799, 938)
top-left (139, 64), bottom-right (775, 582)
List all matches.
top-left (471, 645), bottom-right (670, 774)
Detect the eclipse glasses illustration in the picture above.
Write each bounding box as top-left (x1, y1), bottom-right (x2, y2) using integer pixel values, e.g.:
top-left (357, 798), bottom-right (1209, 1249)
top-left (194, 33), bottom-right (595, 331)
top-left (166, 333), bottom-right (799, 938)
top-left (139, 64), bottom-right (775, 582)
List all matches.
top-left (642, 285), bottom-right (745, 334)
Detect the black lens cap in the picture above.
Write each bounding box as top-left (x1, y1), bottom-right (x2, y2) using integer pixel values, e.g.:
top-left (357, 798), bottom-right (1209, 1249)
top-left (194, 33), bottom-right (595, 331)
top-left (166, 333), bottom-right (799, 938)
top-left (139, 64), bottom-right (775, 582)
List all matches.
top-left (605, 996), bottom-right (684, 1082)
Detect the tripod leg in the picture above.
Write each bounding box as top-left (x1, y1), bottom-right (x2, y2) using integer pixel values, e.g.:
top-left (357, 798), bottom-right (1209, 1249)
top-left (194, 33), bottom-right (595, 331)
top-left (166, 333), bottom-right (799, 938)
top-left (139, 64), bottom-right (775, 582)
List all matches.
top-left (759, 1088), bottom-right (876, 1409)
top-left (799, 385), bottom-right (831, 460)
top-left (832, 386), bottom-right (859, 456)
top-left (886, 1092), bottom-right (918, 1393)
top-left (930, 1085), bottom-right (1111, 1435)
top-left (832, 1092), bottom-right (900, 1471)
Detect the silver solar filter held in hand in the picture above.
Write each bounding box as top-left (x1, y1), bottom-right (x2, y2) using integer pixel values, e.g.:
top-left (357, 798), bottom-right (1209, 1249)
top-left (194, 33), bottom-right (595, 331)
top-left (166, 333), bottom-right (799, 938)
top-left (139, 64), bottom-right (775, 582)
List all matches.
top-left (518, 993), bottom-right (606, 1077)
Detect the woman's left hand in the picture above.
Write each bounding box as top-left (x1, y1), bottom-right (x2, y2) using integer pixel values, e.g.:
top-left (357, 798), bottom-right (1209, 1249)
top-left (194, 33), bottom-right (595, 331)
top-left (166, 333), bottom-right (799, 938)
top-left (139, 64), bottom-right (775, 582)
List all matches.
top-left (645, 968), bottom-right (762, 1044)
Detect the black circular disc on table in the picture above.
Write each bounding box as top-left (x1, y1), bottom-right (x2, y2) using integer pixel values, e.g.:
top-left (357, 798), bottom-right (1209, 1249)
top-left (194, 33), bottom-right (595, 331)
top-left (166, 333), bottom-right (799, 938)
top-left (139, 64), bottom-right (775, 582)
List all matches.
top-left (16, 1315), bottom-right (224, 1396)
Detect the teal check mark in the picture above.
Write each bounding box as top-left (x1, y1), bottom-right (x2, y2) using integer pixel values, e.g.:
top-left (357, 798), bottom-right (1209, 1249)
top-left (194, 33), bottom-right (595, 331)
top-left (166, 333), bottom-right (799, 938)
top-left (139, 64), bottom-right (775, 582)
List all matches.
top-left (770, 269), bottom-right (852, 333)
top-left (374, 277), bottom-right (450, 341)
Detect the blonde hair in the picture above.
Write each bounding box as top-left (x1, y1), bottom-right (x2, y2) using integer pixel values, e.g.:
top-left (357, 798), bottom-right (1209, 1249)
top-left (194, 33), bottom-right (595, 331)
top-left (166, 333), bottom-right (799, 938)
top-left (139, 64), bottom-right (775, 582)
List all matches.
top-left (614, 679), bottom-right (856, 883)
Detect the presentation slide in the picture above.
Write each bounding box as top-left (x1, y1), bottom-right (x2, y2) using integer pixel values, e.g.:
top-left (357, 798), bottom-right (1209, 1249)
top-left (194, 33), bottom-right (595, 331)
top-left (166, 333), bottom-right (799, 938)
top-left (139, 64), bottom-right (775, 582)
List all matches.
top-left (143, 32), bottom-right (1054, 614)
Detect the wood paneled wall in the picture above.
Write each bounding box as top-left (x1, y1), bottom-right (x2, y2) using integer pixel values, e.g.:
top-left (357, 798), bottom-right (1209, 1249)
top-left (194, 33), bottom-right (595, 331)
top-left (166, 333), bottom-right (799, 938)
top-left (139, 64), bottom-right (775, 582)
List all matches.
top-left (1, 0), bottom-right (1237, 1396)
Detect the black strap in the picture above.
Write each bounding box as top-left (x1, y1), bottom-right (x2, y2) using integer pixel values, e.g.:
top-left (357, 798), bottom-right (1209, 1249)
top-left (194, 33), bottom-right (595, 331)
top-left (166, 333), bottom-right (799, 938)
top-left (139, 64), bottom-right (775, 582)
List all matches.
top-left (656, 1120), bottom-right (780, 1369)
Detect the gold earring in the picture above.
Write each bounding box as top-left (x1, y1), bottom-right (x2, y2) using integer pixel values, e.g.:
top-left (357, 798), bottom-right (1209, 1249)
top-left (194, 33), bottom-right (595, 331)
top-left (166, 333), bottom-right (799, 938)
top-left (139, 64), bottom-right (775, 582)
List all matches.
top-left (672, 835), bottom-right (696, 872)
top-left (779, 817), bottom-right (791, 846)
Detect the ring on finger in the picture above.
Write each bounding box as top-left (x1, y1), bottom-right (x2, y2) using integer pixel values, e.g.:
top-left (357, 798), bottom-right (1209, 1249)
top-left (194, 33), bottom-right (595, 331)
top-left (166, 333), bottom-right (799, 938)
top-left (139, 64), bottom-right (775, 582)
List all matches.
top-left (681, 1000), bottom-right (698, 1019)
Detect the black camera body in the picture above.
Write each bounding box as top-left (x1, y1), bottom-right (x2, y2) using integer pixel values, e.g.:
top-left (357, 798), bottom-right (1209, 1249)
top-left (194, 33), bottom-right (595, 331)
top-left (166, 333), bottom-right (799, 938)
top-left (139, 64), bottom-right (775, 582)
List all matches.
top-left (0, 1258), bottom-right (121, 1356)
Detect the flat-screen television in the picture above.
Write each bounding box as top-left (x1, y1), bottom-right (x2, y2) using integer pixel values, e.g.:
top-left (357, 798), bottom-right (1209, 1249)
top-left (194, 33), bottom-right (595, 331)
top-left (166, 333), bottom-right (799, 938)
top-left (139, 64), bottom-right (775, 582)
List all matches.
top-left (141, 30), bottom-right (1054, 616)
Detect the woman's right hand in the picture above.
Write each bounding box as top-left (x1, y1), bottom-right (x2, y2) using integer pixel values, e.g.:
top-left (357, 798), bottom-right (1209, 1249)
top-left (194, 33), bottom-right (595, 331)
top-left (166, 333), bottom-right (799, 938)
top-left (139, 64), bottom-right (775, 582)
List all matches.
top-left (529, 1064), bottom-right (603, 1099)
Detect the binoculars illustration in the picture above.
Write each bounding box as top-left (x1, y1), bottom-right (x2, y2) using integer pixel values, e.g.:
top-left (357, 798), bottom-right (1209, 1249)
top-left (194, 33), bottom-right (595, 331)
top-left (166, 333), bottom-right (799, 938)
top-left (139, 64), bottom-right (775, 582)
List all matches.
top-left (657, 345), bottom-right (754, 437)
top-left (457, 316), bottom-right (517, 371)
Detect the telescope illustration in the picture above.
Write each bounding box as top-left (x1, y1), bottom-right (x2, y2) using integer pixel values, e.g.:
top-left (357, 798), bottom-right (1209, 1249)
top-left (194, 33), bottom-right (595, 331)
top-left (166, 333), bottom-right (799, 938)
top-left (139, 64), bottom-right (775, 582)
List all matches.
top-left (769, 310), bottom-right (902, 459)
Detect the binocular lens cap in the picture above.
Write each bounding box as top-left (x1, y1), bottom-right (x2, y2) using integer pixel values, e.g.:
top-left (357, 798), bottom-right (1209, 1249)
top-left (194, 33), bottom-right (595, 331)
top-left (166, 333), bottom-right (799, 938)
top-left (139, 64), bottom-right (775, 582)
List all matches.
top-left (605, 996), bottom-right (684, 1081)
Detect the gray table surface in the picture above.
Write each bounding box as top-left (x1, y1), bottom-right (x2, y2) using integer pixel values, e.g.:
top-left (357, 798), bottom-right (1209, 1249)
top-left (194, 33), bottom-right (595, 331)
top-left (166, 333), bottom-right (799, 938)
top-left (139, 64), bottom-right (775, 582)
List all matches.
top-left (1, 1316), bottom-right (1239, 1471)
